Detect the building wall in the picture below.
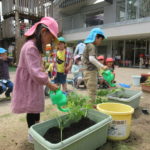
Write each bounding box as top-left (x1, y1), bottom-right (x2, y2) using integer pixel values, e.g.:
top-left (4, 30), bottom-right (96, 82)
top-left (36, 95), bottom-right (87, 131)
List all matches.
top-left (104, 0), bottom-right (116, 24)
top-left (63, 20), bottom-right (150, 41)
top-left (56, 2), bottom-right (107, 32)
top-left (58, 0), bottom-right (150, 41)
top-left (54, 0), bottom-right (150, 67)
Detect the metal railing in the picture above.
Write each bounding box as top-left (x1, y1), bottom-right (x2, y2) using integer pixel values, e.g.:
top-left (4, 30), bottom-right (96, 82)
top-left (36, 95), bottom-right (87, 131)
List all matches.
top-left (2, 0), bottom-right (52, 17)
top-left (59, 15), bottom-right (150, 34)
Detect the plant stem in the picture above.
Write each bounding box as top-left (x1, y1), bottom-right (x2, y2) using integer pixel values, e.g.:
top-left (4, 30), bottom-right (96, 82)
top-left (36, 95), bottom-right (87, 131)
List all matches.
top-left (61, 128), bottom-right (63, 142)
top-left (84, 109), bottom-right (87, 117)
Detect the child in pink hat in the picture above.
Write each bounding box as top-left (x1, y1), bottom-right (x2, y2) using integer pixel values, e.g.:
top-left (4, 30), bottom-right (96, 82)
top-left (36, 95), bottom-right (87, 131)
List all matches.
top-left (11, 17), bottom-right (58, 143)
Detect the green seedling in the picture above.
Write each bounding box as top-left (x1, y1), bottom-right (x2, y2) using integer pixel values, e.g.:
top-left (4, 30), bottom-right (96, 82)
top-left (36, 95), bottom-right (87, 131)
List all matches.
top-left (56, 92), bottom-right (92, 142)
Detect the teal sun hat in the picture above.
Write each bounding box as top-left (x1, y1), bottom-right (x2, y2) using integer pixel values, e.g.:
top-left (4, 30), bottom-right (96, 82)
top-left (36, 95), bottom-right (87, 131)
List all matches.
top-left (84, 28), bottom-right (106, 44)
top-left (0, 48), bottom-right (7, 54)
top-left (58, 37), bottom-right (66, 43)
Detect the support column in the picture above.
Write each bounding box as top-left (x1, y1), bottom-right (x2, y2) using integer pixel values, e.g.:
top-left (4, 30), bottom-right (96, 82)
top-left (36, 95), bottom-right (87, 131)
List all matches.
top-left (149, 39), bottom-right (150, 55)
top-left (123, 40), bottom-right (126, 67)
top-left (15, 0), bottom-right (20, 64)
top-left (133, 40), bottom-right (136, 66)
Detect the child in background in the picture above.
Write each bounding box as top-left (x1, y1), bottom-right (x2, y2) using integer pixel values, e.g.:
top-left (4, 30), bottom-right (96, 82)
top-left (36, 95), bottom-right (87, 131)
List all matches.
top-left (106, 57), bottom-right (115, 82)
top-left (71, 55), bottom-right (85, 88)
top-left (139, 54), bottom-right (144, 68)
top-left (0, 48), bottom-right (13, 98)
top-left (97, 55), bottom-right (105, 76)
top-left (106, 58), bottom-right (115, 72)
top-left (53, 37), bottom-right (73, 92)
top-left (97, 55), bottom-right (108, 88)
top-left (44, 63), bottom-right (55, 97)
top-left (47, 63), bottom-right (54, 79)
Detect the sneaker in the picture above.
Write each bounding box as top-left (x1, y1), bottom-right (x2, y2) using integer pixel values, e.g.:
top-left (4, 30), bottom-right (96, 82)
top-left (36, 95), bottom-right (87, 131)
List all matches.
top-left (28, 134), bottom-right (34, 144)
top-left (5, 92), bottom-right (10, 98)
top-left (142, 109), bottom-right (150, 115)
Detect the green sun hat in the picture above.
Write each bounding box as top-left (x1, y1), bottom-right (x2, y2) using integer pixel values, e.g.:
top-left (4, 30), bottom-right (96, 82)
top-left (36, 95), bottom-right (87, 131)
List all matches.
top-left (58, 37), bottom-right (66, 43)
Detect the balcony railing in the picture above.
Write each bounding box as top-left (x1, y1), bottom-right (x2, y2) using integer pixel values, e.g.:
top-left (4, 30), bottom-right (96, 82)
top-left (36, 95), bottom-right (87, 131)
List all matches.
top-left (2, 0), bottom-right (52, 17)
top-left (58, 15), bottom-right (150, 34)
top-left (59, 0), bottom-right (88, 8)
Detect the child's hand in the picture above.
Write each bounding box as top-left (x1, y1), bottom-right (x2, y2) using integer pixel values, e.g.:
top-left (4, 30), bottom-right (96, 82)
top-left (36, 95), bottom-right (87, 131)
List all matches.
top-left (47, 82), bottom-right (58, 91)
top-left (2, 54), bottom-right (8, 60)
top-left (79, 68), bottom-right (84, 72)
top-left (102, 66), bottom-right (108, 70)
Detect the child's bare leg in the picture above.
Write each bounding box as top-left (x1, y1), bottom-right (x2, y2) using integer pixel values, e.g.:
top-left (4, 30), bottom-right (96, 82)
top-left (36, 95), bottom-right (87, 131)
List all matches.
top-left (62, 83), bottom-right (67, 92)
top-left (76, 79), bottom-right (82, 87)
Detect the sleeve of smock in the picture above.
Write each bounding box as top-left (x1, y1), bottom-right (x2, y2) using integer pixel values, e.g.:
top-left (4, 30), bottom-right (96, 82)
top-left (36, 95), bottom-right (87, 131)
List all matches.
top-left (25, 46), bottom-right (49, 85)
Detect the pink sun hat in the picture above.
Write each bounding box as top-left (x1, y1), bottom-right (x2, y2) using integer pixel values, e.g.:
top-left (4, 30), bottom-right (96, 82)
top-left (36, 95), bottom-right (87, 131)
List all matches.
top-left (24, 17), bottom-right (59, 39)
top-left (74, 55), bottom-right (81, 61)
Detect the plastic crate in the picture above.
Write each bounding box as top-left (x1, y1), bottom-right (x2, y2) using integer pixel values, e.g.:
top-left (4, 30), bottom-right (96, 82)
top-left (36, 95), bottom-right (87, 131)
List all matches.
top-left (107, 89), bottom-right (142, 109)
top-left (141, 84), bottom-right (150, 92)
top-left (29, 109), bottom-right (112, 150)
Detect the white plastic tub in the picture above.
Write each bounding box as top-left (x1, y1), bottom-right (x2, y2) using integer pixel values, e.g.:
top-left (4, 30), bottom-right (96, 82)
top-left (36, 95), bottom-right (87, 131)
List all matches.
top-left (107, 89), bottom-right (142, 109)
top-left (132, 75), bottom-right (141, 86)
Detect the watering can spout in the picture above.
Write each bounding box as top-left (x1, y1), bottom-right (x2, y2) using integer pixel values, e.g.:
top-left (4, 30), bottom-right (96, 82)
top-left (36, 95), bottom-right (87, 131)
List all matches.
top-left (57, 106), bottom-right (70, 112)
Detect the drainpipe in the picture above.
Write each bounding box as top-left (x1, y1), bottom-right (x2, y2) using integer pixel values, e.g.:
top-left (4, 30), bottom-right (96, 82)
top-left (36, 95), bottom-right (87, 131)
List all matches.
top-left (50, 0), bottom-right (54, 17)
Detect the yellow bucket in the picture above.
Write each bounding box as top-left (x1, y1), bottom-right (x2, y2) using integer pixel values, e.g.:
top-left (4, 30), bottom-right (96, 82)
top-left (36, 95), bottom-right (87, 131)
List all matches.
top-left (97, 103), bottom-right (134, 141)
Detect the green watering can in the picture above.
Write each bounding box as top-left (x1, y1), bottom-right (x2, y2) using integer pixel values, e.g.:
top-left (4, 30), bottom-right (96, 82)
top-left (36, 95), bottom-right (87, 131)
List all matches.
top-left (102, 70), bottom-right (116, 87)
top-left (49, 89), bottom-right (69, 112)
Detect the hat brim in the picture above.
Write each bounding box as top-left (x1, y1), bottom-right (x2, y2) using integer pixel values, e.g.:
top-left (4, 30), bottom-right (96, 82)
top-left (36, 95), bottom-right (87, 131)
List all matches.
top-left (25, 23), bottom-right (58, 38)
top-left (0, 48), bottom-right (7, 54)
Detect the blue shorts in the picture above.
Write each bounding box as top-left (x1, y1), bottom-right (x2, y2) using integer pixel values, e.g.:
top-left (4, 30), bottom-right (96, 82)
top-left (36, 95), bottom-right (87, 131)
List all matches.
top-left (0, 80), bottom-right (13, 94)
top-left (54, 73), bottom-right (67, 84)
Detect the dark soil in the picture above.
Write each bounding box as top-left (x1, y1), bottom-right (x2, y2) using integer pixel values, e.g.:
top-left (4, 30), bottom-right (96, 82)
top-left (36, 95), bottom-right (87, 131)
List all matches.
top-left (44, 117), bottom-right (96, 143)
top-left (118, 96), bottom-right (130, 98)
top-left (115, 94), bottom-right (130, 99)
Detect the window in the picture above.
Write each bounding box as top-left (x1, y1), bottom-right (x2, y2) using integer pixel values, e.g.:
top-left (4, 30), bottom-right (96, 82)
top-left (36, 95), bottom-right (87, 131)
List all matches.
top-left (116, 0), bottom-right (150, 21)
top-left (140, 0), bottom-right (150, 18)
top-left (85, 11), bottom-right (104, 27)
top-left (127, 0), bottom-right (138, 20)
top-left (116, 0), bottom-right (126, 22)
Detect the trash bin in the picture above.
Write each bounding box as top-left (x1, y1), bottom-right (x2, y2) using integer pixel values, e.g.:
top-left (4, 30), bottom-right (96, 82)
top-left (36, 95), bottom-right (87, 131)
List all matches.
top-left (97, 103), bottom-right (134, 141)
top-left (132, 75), bottom-right (141, 86)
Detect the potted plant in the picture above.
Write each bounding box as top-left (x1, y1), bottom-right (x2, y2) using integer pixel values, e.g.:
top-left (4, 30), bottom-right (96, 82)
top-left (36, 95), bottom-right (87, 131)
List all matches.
top-left (29, 92), bottom-right (112, 150)
top-left (95, 88), bottom-right (142, 109)
top-left (106, 88), bottom-right (142, 109)
top-left (141, 77), bottom-right (150, 92)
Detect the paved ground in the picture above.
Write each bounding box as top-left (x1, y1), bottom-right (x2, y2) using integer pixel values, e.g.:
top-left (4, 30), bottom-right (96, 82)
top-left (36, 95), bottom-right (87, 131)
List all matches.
top-left (0, 67), bottom-right (150, 150)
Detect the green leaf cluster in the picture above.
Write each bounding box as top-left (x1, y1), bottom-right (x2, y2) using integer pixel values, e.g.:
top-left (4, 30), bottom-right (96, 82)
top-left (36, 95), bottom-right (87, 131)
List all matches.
top-left (67, 92), bottom-right (92, 121)
top-left (143, 77), bottom-right (150, 86)
top-left (95, 88), bottom-right (125, 104)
